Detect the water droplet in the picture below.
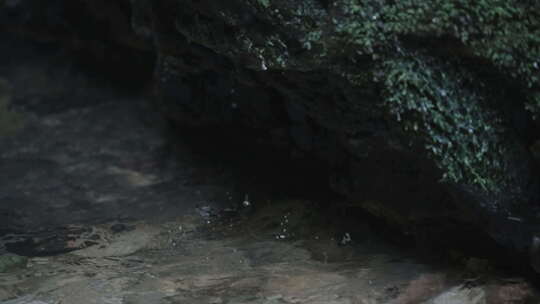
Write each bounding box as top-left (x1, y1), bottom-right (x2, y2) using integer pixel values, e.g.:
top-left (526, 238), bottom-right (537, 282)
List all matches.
top-left (242, 194), bottom-right (250, 207)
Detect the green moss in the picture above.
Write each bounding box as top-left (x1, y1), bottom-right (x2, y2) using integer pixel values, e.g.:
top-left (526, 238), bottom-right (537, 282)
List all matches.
top-left (173, 0), bottom-right (538, 191)
top-left (257, 0), bottom-right (270, 8)
top-left (381, 0), bottom-right (540, 116)
top-left (0, 254), bottom-right (27, 273)
top-left (379, 53), bottom-right (509, 191)
top-left (242, 0), bottom-right (539, 85)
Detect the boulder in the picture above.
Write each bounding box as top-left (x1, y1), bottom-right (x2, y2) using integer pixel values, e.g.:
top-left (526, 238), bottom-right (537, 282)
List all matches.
top-left (143, 0), bottom-right (540, 269)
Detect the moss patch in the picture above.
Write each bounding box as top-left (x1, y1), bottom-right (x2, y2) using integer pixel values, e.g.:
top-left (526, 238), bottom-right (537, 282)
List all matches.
top-left (379, 53), bottom-right (509, 191)
top-left (0, 254), bottom-right (28, 273)
top-left (168, 0), bottom-right (539, 192)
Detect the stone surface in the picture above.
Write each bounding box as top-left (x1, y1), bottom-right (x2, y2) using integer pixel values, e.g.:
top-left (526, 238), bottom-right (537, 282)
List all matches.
top-left (423, 286), bottom-right (486, 304)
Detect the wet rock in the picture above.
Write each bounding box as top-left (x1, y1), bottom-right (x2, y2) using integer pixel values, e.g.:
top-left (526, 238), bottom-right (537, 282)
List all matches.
top-left (421, 280), bottom-right (538, 304)
top-left (74, 225), bottom-right (159, 258)
top-left (485, 280), bottom-right (536, 304)
top-left (391, 273), bottom-right (447, 303)
top-left (139, 0), bottom-right (540, 272)
top-left (1, 296), bottom-right (51, 304)
top-left (423, 286), bottom-right (485, 304)
top-left (208, 296), bottom-right (223, 304)
top-left (0, 198), bottom-right (539, 304)
top-left (4, 226), bottom-right (97, 257)
top-left (0, 253), bottom-right (27, 272)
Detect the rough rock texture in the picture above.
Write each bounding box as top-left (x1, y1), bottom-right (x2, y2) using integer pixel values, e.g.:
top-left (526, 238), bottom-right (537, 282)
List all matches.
top-left (2, 0), bottom-right (540, 270)
top-left (144, 0), bottom-right (540, 269)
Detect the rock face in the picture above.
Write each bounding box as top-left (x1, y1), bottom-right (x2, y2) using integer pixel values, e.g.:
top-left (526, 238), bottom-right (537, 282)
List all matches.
top-left (143, 0), bottom-right (540, 268)
top-left (2, 0), bottom-right (540, 269)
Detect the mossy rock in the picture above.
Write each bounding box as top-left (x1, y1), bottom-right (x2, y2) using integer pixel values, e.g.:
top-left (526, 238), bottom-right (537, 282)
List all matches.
top-left (143, 0), bottom-right (540, 262)
top-left (0, 254), bottom-right (28, 273)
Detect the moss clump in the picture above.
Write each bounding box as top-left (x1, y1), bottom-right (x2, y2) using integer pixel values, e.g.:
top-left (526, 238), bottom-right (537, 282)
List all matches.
top-left (169, 0), bottom-right (538, 192)
top-left (379, 53), bottom-right (509, 191)
top-left (0, 254), bottom-right (27, 273)
top-left (381, 0), bottom-right (540, 116)
top-left (259, 0), bottom-right (540, 112)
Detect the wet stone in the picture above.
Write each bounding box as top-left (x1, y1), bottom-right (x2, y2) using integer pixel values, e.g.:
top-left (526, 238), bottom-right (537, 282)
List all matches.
top-left (0, 253), bottom-right (27, 272)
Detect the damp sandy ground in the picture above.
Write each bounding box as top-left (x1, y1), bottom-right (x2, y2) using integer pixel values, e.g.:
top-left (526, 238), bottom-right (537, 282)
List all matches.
top-left (1, 36), bottom-right (539, 304)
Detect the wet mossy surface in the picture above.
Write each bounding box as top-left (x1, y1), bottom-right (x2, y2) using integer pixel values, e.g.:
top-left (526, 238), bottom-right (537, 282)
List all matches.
top-left (145, 0), bottom-right (540, 194)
